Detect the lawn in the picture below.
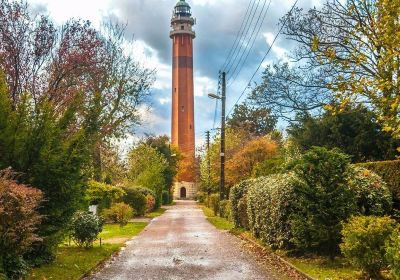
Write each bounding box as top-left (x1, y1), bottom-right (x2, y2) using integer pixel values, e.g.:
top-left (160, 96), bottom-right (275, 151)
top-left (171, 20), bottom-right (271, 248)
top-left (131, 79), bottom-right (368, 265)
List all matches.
top-left (201, 205), bottom-right (234, 230)
top-left (145, 207), bottom-right (167, 219)
top-left (286, 256), bottom-right (360, 280)
top-left (28, 221), bottom-right (148, 280)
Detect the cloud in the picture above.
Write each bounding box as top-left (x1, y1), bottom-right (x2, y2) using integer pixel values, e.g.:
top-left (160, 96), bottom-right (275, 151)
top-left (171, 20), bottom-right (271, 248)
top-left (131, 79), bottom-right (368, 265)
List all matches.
top-left (27, 0), bottom-right (323, 148)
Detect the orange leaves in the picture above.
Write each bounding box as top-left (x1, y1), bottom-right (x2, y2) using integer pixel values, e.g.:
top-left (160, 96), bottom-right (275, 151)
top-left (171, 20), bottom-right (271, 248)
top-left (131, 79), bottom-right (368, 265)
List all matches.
top-left (225, 137), bottom-right (278, 187)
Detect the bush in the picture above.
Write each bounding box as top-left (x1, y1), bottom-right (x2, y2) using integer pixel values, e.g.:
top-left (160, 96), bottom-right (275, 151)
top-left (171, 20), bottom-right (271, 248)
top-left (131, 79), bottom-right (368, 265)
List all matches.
top-left (162, 190), bottom-right (170, 205)
top-left (70, 211), bottom-right (103, 248)
top-left (347, 166), bottom-right (392, 216)
top-left (357, 160), bottom-right (400, 209)
top-left (103, 203), bottom-right (134, 227)
top-left (0, 169), bottom-right (43, 279)
top-left (289, 147), bottom-right (356, 256)
top-left (197, 191), bottom-right (207, 203)
top-left (252, 157), bottom-right (284, 177)
top-left (341, 216), bottom-right (396, 279)
top-left (208, 193), bottom-right (220, 216)
top-left (122, 187), bottom-right (147, 216)
top-left (219, 200), bottom-right (232, 221)
top-left (237, 197), bottom-right (249, 229)
top-left (229, 179), bottom-right (255, 229)
top-left (86, 181), bottom-right (125, 212)
top-left (386, 229), bottom-right (400, 280)
top-left (247, 174), bottom-right (296, 249)
top-left (145, 194), bottom-right (156, 213)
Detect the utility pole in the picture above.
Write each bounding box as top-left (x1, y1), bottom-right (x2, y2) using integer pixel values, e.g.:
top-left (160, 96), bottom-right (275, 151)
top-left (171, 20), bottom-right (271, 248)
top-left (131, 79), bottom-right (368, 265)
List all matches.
top-left (205, 130), bottom-right (211, 194)
top-left (220, 71), bottom-right (226, 201)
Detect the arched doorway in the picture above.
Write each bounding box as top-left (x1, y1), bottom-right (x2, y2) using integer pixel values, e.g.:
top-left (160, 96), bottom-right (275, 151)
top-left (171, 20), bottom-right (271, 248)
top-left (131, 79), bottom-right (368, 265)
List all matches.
top-left (180, 187), bottom-right (187, 199)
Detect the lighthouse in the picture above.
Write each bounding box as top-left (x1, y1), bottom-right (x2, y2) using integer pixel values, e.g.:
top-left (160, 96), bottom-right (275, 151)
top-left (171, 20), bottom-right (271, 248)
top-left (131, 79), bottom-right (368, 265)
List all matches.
top-left (170, 0), bottom-right (197, 199)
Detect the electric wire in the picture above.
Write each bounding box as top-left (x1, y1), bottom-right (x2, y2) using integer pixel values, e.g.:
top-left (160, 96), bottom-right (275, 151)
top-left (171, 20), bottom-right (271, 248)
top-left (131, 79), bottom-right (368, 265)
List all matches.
top-left (224, 0), bottom-right (261, 74)
top-left (227, 0), bottom-right (272, 87)
top-left (226, 0), bottom-right (299, 118)
top-left (220, 0), bottom-right (254, 71)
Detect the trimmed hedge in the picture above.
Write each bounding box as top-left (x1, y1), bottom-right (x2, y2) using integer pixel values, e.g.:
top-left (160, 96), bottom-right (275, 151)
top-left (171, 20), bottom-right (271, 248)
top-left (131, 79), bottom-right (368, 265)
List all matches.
top-left (357, 160), bottom-right (400, 208)
top-left (230, 178), bottom-right (258, 229)
top-left (348, 167), bottom-right (392, 216)
top-left (247, 174), bottom-right (296, 249)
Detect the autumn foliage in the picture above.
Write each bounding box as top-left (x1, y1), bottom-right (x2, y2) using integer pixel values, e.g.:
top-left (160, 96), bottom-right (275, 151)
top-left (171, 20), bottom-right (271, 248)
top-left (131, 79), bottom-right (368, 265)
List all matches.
top-left (0, 169), bottom-right (43, 278)
top-left (225, 137), bottom-right (278, 187)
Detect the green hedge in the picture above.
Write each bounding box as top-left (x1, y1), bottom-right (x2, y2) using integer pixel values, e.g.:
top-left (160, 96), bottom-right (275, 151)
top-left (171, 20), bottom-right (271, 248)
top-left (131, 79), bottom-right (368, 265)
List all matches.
top-left (229, 178), bottom-right (258, 229)
top-left (356, 160), bottom-right (400, 208)
top-left (247, 174), bottom-right (296, 249)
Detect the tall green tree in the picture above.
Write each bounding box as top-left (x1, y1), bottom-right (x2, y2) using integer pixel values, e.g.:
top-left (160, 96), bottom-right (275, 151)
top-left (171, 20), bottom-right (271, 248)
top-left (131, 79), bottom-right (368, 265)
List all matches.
top-left (227, 103), bottom-right (277, 136)
top-left (142, 135), bottom-right (180, 192)
top-left (127, 144), bottom-right (169, 208)
top-left (288, 106), bottom-right (400, 162)
top-left (0, 73), bottom-right (96, 261)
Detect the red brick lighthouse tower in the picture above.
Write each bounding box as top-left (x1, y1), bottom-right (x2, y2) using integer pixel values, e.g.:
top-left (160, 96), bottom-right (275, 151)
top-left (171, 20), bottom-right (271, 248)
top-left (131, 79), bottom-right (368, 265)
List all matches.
top-left (170, 0), bottom-right (197, 199)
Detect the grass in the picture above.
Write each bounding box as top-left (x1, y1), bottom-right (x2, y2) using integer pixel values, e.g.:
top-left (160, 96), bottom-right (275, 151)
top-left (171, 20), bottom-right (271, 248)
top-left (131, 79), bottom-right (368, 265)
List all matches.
top-left (145, 207), bottom-right (167, 219)
top-left (99, 222), bottom-right (147, 240)
top-left (28, 245), bottom-right (121, 280)
top-left (28, 221), bottom-right (148, 280)
top-left (286, 256), bottom-right (360, 280)
top-left (201, 205), bottom-right (234, 230)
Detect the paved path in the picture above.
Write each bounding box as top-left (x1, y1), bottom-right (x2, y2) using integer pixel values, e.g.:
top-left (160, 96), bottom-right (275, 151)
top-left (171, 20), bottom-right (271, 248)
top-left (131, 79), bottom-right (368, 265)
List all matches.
top-left (89, 200), bottom-right (278, 280)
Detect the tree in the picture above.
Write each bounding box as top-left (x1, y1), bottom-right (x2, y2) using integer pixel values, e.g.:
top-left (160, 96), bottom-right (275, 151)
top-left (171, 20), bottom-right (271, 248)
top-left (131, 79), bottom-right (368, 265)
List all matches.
top-left (143, 135), bottom-right (180, 192)
top-left (0, 169), bottom-right (43, 279)
top-left (227, 103), bottom-right (277, 136)
top-left (249, 62), bottom-right (332, 121)
top-left (127, 144), bottom-right (169, 207)
top-left (288, 106), bottom-right (400, 162)
top-left (0, 1), bottom-right (154, 180)
top-left (225, 137), bottom-right (278, 187)
top-left (0, 73), bottom-right (95, 261)
top-left (283, 0), bottom-right (400, 137)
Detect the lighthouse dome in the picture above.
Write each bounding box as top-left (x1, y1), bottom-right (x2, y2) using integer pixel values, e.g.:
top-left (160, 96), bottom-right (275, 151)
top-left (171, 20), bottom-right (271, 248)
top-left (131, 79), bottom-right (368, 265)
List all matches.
top-left (174, 0), bottom-right (191, 17)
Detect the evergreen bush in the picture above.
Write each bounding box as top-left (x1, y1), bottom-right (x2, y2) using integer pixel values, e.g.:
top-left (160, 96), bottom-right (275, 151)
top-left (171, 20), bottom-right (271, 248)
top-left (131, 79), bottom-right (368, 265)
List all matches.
top-left (347, 166), bottom-right (392, 216)
top-left (386, 228), bottom-right (400, 280)
top-left (209, 193), bottom-right (220, 216)
top-left (70, 211), bottom-right (103, 248)
top-left (122, 187), bottom-right (147, 216)
top-left (103, 203), bottom-right (134, 227)
top-left (162, 190), bottom-right (170, 205)
top-left (229, 179), bottom-right (256, 229)
top-left (218, 200), bottom-right (232, 220)
top-left (341, 216), bottom-right (396, 279)
top-left (247, 174), bottom-right (296, 249)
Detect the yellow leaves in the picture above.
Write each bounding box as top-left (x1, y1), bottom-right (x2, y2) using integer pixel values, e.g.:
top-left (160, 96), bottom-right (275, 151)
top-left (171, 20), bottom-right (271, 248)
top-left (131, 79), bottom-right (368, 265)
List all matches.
top-left (311, 35), bottom-right (319, 52)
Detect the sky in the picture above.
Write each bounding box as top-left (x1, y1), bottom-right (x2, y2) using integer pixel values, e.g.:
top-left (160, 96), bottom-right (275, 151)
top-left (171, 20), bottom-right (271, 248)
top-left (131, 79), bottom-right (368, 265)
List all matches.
top-left (29, 0), bottom-right (323, 149)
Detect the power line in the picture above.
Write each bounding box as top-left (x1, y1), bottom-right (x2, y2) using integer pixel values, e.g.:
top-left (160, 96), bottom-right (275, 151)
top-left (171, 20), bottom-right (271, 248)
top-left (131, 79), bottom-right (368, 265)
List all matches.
top-left (227, 0), bottom-right (272, 86)
top-left (224, 0), bottom-right (261, 74)
top-left (226, 0), bottom-right (299, 118)
top-left (220, 0), bottom-right (255, 71)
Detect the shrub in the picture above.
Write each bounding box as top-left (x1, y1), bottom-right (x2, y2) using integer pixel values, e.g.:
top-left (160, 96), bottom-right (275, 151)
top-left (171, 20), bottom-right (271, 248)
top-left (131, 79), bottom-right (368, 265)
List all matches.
top-left (0, 169), bottom-right (43, 280)
top-left (357, 160), bottom-right (400, 209)
top-left (197, 191), bottom-right (207, 203)
top-left (145, 194), bottom-right (155, 213)
top-left (289, 147), bottom-right (356, 256)
top-left (252, 157), bottom-right (284, 177)
top-left (386, 229), bottom-right (400, 280)
top-left (341, 216), bottom-right (396, 279)
top-left (70, 211), bottom-right (103, 248)
top-left (209, 193), bottom-right (220, 216)
top-left (247, 174), bottom-right (296, 249)
top-left (122, 187), bottom-right (147, 216)
top-left (162, 190), bottom-right (170, 205)
top-left (103, 203), bottom-right (134, 227)
top-left (229, 179), bottom-right (255, 228)
top-left (347, 166), bottom-right (392, 216)
top-left (86, 180), bottom-right (125, 212)
top-left (237, 197), bottom-right (249, 229)
top-left (219, 200), bottom-right (232, 221)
